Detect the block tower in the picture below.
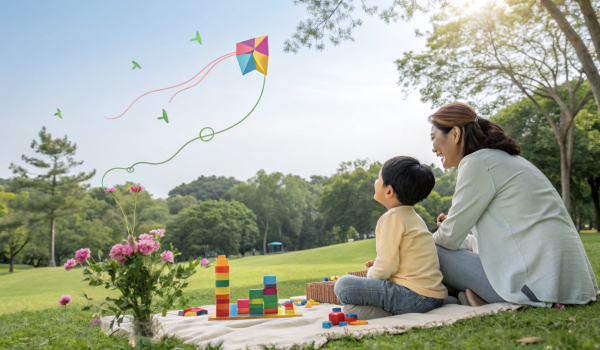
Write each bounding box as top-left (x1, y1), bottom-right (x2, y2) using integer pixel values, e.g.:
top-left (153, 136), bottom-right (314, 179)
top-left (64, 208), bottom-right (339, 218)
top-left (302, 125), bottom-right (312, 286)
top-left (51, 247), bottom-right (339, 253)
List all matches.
top-left (215, 255), bottom-right (230, 317)
top-left (263, 275), bottom-right (278, 314)
top-left (249, 288), bottom-right (264, 315)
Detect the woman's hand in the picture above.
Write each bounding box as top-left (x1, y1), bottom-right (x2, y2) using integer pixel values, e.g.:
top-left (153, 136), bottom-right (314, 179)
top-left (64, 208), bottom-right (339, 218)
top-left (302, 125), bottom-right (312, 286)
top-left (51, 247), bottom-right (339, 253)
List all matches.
top-left (437, 213), bottom-right (448, 227)
top-left (365, 260), bottom-right (374, 268)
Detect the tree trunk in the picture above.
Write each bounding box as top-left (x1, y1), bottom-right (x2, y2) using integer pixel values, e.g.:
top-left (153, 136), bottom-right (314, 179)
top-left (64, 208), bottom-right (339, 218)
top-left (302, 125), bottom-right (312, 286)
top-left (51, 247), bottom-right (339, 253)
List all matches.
top-left (575, 0), bottom-right (600, 59)
top-left (262, 221), bottom-right (269, 255)
top-left (559, 141), bottom-right (572, 213)
top-left (48, 215), bottom-right (56, 267)
top-left (589, 176), bottom-right (600, 231)
top-left (278, 223), bottom-right (282, 236)
top-left (9, 254), bottom-right (14, 273)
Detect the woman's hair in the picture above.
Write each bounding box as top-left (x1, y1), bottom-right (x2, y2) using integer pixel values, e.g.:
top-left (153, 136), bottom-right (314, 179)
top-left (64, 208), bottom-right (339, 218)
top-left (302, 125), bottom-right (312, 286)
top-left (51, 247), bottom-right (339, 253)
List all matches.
top-left (428, 102), bottom-right (521, 157)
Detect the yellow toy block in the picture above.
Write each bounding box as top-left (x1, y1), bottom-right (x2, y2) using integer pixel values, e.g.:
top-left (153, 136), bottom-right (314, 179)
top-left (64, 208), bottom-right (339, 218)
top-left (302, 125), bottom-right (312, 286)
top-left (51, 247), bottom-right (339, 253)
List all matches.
top-left (249, 298), bottom-right (263, 304)
top-left (215, 273), bottom-right (229, 281)
top-left (308, 299), bottom-right (314, 303)
top-left (216, 255), bottom-right (229, 267)
top-left (215, 286), bottom-right (230, 295)
top-left (330, 276), bottom-right (335, 281)
top-left (184, 312), bottom-right (198, 317)
top-left (312, 301), bottom-right (320, 305)
top-left (335, 276), bottom-right (340, 280)
top-left (304, 303), bottom-right (312, 308)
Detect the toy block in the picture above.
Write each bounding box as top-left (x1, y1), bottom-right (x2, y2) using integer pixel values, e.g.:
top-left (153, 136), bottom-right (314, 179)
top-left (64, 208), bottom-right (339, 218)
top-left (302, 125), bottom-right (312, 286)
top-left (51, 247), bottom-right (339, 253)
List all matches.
top-left (249, 309), bottom-right (264, 314)
top-left (215, 280), bottom-right (230, 287)
top-left (263, 275), bottom-right (277, 285)
top-left (324, 277), bottom-right (329, 281)
top-left (249, 289), bottom-right (264, 298)
top-left (301, 300), bottom-right (307, 305)
top-left (330, 276), bottom-right (335, 281)
top-left (263, 288), bottom-right (277, 295)
top-left (215, 286), bottom-right (230, 295)
top-left (346, 313), bottom-right (358, 319)
top-left (184, 307), bottom-right (207, 314)
top-left (264, 308), bottom-right (278, 314)
top-left (216, 298), bottom-right (230, 305)
top-left (263, 294), bottom-right (278, 302)
top-left (249, 313), bottom-right (264, 317)
top-left (308, 299), bottom-right (314, 303)
top-left (237, 308), bottom-right (249, 314)
top-left (312, 301), bottom-right (320, 305)
top-left (215, 266), bottom-right (229, 273)
top-left (339, 321), bottom-right (348, 327)
top-left (215, 273), bottom-right (230, 280)
top-left (290, 296), bottom-right (306, 302)
top-left (216, 309), bottom-right (229, 317)
top-left (184, 312), bottom-right (197, 316)
top-left (264, 301), bottom-right (278, 309)
top-left (332, 307), bottom-right (342, 312)
top-left (216, 255), bottom-right (228, 266)
top-left (304, 303), bottom-right (312, 308)
top-left (178, 311), bottom-right (183, 316)
top-left (249, 298), bottom-right (263, 304)
top-left (322, 321), bottom-right (333, 329)
top-left (335, 276), bottom-right (340, 280)
top-left (284, 309), bottom-right (296, 315)
top-left (329, 312), bottom-right (345, 326)
top-left (349, 320), bottom-right (368, 325)
top-left (345, 316), bottom-right (356, 323)
top-left (284, 303), bottom-right (294, 308)
top-left (216, 294), bottom-right (230, 300)
top-left (264, 284), bottom-right (277, 289)
top-left (216, 303), bottom-right (230, 311)
top-left (237, 298), bottom-right (249, 308)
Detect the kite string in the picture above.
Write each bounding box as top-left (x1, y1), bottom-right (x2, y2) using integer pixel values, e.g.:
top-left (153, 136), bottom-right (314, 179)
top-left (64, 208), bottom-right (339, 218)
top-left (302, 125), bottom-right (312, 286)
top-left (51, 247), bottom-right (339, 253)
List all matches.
top-left (168, 53), bottom-right (235, 103)
top-left (106, 51), bottom-right (236, 120)
top-left (101, 75), bottom-right (266, 190)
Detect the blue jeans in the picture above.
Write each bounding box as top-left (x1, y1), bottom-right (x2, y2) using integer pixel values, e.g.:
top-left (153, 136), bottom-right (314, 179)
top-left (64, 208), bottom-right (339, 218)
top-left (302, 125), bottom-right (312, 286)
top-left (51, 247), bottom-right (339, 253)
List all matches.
top-left (334, 275), bottom-right (444, 315)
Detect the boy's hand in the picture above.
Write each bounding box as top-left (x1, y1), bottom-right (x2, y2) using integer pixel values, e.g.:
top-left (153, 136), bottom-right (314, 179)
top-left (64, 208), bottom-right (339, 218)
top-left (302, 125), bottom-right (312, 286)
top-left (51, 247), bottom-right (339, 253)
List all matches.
top-left (365, 260), bottom-right (374, 267)
top-left (436, 213), bottom-right (448, 227)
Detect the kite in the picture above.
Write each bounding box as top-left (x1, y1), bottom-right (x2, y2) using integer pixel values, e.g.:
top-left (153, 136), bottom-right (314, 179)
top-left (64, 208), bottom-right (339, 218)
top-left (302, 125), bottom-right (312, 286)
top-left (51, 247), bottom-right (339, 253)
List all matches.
top-left (101, 35), bottom-right (268, 190)
top-left (236, 36), bottom-right (268, 75)
top-left (108, 35), bottom-right (269, 120)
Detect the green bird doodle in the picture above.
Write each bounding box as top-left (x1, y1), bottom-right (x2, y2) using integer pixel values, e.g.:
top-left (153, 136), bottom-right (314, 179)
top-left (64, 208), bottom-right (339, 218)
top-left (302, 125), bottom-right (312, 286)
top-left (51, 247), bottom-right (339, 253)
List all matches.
top-left (54, 108), bottom-right (62, 119)
top-left (190, 31), bottom-right (202, 45)
top-left (132, 61), bottom-right (141, 70)
top-left (158, 109), bottom-right (169, 123)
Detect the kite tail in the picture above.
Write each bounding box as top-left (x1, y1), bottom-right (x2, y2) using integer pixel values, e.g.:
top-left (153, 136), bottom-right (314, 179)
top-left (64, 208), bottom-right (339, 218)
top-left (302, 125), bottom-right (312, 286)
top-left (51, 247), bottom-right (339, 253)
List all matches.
top-left (101, 75), bottom-right (266, 190)
top-left (107, 51), bottom-right (236, 120)
top-left (168, 53), bottom-right (235, 103)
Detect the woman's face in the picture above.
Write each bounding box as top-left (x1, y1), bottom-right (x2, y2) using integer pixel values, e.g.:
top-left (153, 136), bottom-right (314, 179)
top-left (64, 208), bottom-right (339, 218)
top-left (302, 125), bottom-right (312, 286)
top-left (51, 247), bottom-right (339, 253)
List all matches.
top-left (431, 125), bottom-right (463, 169)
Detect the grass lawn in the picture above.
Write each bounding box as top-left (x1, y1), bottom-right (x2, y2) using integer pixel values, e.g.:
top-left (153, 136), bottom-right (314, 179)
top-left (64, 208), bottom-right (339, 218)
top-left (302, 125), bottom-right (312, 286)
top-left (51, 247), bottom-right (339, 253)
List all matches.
top-left (2, 234), bottom-right (600, 349)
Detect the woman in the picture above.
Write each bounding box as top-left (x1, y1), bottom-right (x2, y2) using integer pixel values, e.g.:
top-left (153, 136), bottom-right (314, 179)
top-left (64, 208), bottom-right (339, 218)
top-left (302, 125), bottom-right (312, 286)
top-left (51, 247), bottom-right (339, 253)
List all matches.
top-left (431, 102), bottom-right (598, 307)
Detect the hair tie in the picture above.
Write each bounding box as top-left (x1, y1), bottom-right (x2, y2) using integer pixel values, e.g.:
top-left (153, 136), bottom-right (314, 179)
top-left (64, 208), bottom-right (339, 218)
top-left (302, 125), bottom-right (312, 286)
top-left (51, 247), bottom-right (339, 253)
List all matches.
top-left (475, 115), bottom-right (480, 123)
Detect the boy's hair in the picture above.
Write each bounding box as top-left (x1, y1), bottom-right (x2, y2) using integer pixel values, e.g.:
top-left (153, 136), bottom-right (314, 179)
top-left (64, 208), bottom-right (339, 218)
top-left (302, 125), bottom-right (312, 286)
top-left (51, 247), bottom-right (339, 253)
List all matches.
top-left (381, 156), bottom-right (435, 205)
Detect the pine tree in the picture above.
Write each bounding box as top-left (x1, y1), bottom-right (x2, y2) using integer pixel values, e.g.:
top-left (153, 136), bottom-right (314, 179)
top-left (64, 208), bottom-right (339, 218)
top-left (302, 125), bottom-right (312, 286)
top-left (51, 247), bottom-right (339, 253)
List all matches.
top-left (9, 127), bottom-right (95, 267)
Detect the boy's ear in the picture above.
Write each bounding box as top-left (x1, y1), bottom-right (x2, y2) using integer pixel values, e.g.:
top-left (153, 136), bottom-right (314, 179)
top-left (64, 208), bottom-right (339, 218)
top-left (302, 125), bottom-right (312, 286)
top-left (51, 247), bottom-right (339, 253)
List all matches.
top-left (385, 184), bottom-right (395, 198)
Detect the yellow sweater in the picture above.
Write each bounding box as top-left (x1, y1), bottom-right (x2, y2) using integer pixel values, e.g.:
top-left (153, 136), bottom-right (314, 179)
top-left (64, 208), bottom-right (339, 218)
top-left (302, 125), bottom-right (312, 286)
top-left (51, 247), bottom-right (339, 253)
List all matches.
top-left (367, 206), bottom-right (448, 299)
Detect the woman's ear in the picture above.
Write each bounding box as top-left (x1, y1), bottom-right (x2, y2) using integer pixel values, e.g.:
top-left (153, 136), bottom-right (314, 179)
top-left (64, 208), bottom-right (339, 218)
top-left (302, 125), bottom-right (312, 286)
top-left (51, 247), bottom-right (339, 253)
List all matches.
top-left (452, 126), bottom-right (462, 145)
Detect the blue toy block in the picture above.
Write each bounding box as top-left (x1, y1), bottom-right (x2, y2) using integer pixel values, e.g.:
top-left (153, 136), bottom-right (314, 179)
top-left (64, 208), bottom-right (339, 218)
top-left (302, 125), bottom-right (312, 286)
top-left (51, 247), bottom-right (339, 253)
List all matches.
top-left (178, 311), bottom-right (183, 316)
top-left (346, 313), bottom-right (358, 319)
top-left (263, 275), bottom-right (277, 285)
top-left (339, 321), bottom-right (348, 327)
top-left (322, 321), bottom-right (333, 329)
top-left (301, 300), bottom-right (307, 305)
top-left (324, 277), bottom-right (329, 281)
top-left (332, 307), bottom-right (342, 312)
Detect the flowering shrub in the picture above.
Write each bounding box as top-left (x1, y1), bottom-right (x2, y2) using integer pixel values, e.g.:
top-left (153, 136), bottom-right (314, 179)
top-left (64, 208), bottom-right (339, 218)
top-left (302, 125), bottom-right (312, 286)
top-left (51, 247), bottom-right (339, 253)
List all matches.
top-left (64, 185), bottom-right (200, 337)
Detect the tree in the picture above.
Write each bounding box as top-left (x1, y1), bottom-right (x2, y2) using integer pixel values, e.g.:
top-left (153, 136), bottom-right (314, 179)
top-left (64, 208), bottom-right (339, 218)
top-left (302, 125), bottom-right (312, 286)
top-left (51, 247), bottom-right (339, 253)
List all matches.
top-left (226, 170), bottom-right (284, 254)
top-left (274, 175), bottom-right (310, 242)
top-left (9, 127), bottom-right (95, 267)
top-left (0, 190), bottom-right (31, 272)
top-left (168, 175), bottom-right (240, 201)
top-left (166, 200), bottom-right (258, 257)
top-left (166, 195), bottom-right (198, 215)
top-left (394, 3), bottom-right (594, 212)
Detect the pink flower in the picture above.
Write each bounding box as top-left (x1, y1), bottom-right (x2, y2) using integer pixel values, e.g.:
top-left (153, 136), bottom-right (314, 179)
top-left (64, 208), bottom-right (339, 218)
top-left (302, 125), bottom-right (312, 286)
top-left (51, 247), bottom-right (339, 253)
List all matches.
top-left (137, 239), bottom-right (157, 255)
top-left (122, 242), bottom-right (134, 256)
top-left (150, 229), bottom-right (165, 238)
top-left (75, 248), bottom-right (91, 264)
top-left (59, 295), bottom-right (71, 306)
top-left (105, 187), bottom-right (116, 193)
top-left (66, 258), bottom-right (77, 267)
top-left (130, 186), bottom-right (144, 193)
top-left (109, 242), bottom-right (134, 264)
top-left (201, 258), bottom-right (209, 266)
top-left (90, 318), bottom-right (100, 325)
top-left (161, 251), bottom-right (174, 263)
top-left (553, 304), bottom-right (564, 309)
top-left (138, 233), bottom-right (154, 241)
top-left (63, 262), bottom-right (72, 271)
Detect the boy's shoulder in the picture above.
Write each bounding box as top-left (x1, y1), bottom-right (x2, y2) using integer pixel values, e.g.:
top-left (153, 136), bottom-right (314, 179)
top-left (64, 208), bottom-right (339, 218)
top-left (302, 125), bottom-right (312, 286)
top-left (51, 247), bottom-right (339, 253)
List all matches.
top-left (377, 207), bottom-right (408, 227)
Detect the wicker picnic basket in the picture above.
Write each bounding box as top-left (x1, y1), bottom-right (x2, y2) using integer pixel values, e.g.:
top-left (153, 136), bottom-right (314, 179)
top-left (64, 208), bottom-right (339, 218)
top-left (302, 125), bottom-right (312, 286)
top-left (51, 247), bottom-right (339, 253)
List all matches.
top-left (305, 270), bottom-right (368, 305)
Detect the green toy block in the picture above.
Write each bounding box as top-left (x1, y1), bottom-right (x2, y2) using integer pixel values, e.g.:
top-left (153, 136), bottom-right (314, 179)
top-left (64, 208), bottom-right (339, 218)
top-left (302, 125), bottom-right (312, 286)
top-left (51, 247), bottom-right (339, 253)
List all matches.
top-left (249, 308), bottom-right (264, 314)
top-left (249, 289), bottom-right (264, 298)
top-left (264, 301), bottom-right (279, 309)
top-left (215, 280), bottom-right (229, 287)
top-left (249, 303), bottom-right (263, 309)
top-left (263, 294), bottom-right (278, 302)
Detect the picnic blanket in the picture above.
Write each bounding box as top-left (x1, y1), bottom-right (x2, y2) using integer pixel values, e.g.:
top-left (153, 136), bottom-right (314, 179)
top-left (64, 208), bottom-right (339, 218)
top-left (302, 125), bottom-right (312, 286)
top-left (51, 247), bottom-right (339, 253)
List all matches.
top-left (100, 302), bottom-right (522, 349)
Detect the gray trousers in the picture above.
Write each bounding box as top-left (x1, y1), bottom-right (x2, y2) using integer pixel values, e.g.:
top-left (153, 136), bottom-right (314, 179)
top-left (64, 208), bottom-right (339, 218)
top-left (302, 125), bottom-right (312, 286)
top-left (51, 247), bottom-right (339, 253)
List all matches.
top-left (436, 245), bottom-right (506, 303)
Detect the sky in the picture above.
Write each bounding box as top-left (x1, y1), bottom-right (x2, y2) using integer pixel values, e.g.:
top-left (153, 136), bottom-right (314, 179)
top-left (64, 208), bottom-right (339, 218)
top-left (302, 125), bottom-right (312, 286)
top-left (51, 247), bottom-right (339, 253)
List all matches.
top-left (0, 1), bottom-right (449, 199)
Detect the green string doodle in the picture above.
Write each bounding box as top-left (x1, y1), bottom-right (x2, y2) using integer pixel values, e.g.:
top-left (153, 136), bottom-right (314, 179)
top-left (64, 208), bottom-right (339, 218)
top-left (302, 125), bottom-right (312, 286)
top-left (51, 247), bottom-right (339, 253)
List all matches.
top-left (101, 75), bottom-right (266, 189)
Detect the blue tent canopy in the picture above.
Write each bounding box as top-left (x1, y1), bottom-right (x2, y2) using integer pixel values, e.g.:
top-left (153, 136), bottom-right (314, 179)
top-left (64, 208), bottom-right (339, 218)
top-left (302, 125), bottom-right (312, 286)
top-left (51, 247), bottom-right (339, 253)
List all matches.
top-left (267, 242), bottom-right (282, 246)
top-left (267, 242), bottom-right (283, 253)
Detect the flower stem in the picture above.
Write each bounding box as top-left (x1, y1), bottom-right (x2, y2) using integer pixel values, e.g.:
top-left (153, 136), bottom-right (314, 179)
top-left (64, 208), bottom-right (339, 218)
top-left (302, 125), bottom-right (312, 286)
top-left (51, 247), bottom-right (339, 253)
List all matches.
top-left (110, 193), bottom-right (132, 235)
top-left (132, 192), bottom-right (138, 235)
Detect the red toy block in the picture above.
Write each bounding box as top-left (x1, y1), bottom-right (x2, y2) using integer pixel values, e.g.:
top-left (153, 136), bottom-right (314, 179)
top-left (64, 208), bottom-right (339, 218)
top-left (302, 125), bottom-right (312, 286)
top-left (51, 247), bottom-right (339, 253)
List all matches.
top-left (263, 287), bottom-right (277, 295)
top-left (284, 303), bottom-right (293, 308)
top-left (264, 308), bottom-right (278, 314)
top-left (183, 307), bottom-right (207, 315)
top-left (238, 307), bottom-right (249, 314)
top-left (237, 298), bottom-right (250, 308)
top-left (216, 298), bottom-right (230, 305)
top-left (216, 309), bottom-right (229, 317)
top-left (345, 316), bottom-right (357, 323)
top-left (216, 294), bottom-right (230, 300)
top-left (329, 312), bottom-right (346, 326)
top-left (215, 266), bottom-right (230, 273)
top-left (216, 303), bottom-right (229, 310)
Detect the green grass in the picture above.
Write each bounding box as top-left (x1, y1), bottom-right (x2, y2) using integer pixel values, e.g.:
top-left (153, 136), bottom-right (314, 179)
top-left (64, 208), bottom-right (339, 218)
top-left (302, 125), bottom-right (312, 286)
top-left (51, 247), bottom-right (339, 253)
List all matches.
top-left (2, 235), bottom-right (600, 349)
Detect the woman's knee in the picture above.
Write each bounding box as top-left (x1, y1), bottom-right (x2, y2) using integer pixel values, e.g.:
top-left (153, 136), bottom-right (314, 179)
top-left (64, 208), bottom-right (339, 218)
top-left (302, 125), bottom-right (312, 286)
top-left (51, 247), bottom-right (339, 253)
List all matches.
top-left (334, 275), bottom-right (353, 295)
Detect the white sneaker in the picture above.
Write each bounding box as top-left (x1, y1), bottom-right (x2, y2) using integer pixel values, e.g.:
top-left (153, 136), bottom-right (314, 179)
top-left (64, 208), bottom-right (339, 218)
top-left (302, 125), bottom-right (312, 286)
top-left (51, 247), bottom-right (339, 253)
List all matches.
top-left (342, 304), bottom-right (392, 320)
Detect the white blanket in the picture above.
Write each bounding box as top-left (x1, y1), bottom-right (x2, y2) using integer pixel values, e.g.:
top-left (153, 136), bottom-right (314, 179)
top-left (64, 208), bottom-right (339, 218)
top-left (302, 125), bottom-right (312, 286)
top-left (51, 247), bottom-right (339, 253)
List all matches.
top-left (101, 302), bottom-right (522, 349)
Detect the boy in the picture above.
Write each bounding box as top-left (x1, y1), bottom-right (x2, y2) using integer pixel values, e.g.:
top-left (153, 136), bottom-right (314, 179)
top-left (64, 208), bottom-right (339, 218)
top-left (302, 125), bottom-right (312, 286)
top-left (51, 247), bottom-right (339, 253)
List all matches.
top-left (334, 156), bottom-right (447, 319)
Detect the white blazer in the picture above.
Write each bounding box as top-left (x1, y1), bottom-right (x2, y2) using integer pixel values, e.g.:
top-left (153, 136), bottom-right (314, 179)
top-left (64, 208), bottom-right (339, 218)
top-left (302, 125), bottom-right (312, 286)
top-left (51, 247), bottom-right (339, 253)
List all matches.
top-left (433, 149), bottom-right (599, 306)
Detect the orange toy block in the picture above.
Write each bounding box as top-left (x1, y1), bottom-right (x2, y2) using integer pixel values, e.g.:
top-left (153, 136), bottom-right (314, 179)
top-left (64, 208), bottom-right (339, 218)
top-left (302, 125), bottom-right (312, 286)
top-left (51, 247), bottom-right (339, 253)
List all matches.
top-left (216, 294), bottom-right (230, 300)
top-left (349, 320), bottom-right (368, 325)
top-left (345, 316), bottom-right (357, 323)
top-left (264, 308), bottom-right (278, 314)
top-left (215, 266), bottom-right (230, 273)
top-left (216, 298), bottom-right (230, 305)
top-left (237, 308), bottom-right (249, 314)
top-left (216, 304), bottom-right (230, 311)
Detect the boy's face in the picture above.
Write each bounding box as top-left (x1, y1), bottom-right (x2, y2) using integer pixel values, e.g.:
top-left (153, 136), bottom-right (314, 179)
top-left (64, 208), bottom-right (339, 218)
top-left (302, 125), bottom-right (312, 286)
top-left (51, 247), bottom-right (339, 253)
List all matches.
top-left (374, 169), bottom-right (397, 206)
